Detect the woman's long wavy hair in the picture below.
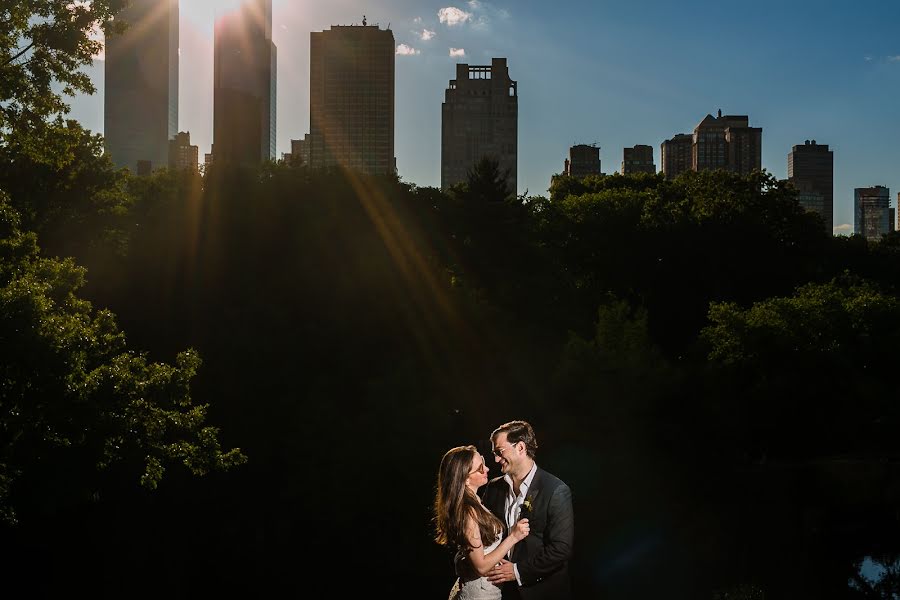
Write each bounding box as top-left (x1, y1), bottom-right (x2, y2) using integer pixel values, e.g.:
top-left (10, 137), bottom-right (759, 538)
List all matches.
top-left (433, 445), bottom-right (503, 553)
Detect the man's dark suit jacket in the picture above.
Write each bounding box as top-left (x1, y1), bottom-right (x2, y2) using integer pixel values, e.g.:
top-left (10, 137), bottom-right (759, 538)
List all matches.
top-left (480, 466), bottom-right (574, 600)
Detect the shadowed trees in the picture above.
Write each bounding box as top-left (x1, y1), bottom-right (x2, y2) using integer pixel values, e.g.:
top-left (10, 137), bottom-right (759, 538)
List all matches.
top-left (0, 0), bottom-right (245, 530)
top-left (0, 194), bottom-right (245, 524)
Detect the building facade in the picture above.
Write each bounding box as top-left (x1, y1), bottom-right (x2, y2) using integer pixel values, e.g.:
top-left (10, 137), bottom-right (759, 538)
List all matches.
top-left (788, 140), bottom-right (833, 233)
top-left (660, 133), bottom-right (692, 180)
top-left (308, 24), bottom-right (395, 175)
top-left (692, 110), bottom-right (761, 175)
top-left (168, 131), bottom-right (199, 171)
top-left (290, 134), bottom-right (311, 167)
top-left (622, 145), bottom-right (655, 174)
top-left (441, 58), bottom-right (518, 191)
top-left (213, 0), bottom-right (276, 165)
top-left (854, 186), bottom-right (891, 242)
top-left (564, 144), bottom-right (601, 178)
top-left (104, 0), bottom-right (178, 173)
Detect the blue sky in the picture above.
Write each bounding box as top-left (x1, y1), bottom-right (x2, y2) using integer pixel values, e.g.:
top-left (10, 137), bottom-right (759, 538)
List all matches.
top-left (69, 0), bottom-right (900, 233)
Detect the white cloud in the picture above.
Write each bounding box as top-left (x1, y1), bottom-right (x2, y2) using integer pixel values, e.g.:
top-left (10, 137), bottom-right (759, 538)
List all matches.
top-left (420, 29), bottom-right (436, 41)
top-left (833, 224), bottom-right (853, 235)
top-left (449, 47), bottom-right (466, 57)
top-left (468, 0), bottom-right (481, 8)
top-left (864, 56), bottom-right (874, 62)
top-left (439, 7), bottom-right (472, 26)
top-left (413, 16), bottom-right (423, 24)
top-left (888, 56), bottom-right (900, 62)
top-left (396, 44), bottom-right (421, 56)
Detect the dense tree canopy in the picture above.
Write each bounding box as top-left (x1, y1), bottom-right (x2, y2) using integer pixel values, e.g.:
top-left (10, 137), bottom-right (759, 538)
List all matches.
top-left (0, 194), bottom-right (245, 523)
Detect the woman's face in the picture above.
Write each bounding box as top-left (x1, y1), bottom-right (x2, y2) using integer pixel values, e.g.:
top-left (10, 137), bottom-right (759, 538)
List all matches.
top-left (466, 453), bottom-right (489, 490)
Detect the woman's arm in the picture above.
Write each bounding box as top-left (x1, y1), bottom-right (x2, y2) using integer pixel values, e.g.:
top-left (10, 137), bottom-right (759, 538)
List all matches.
top-left (463, 514), bottom-right (529, 577)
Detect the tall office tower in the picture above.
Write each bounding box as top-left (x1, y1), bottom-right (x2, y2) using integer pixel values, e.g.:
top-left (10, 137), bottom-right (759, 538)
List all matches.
top-left (660, 133), bottom-right (692, 180)
top-left (104, 0), bottom-right (178, 173)
top-left (213, 0), bottom-right (277, 165)
top-left (854, 186), bottom-right (891, 242)
top-left (309, 24), bottom-right (395, 175)
top-left (622, 145), bottom-right (655, 174)
top-left (692, 110), bottom-right (761, 175)
top-left (563, 144), bottom-right (601, 178)
top-left (168, 131), bottom-right (199, 171)
top-left (441, 58), bottom-right (518, 191)
top-left (788, 140), bottom-right (834, 233)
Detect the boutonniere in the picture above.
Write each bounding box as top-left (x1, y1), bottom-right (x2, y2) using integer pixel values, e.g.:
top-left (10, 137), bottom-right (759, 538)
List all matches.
top-left (519, 492), bottom-right (537, 516)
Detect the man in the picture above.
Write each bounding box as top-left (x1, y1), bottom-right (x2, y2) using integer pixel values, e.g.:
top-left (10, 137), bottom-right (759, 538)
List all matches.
top-left (481, 420), bottom-right (574, 600)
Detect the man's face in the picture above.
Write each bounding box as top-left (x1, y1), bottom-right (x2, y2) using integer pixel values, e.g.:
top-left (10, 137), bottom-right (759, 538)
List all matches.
top-left (491, 432), bottom-right (520, 474)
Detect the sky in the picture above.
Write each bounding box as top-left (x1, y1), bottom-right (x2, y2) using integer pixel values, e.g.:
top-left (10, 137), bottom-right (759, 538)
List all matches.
top-left (68, 0), bottom-right (900, 234)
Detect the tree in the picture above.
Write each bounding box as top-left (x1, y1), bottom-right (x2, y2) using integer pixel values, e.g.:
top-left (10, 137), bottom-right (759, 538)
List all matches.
top-left (0, 194), bottom-right (246, 524)
top-left (700, 277), bottom-right (900, 456)
top-left (1, 0), bottom-right (126, 129)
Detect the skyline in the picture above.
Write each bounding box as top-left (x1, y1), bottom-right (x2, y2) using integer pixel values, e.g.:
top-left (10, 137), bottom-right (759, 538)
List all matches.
top-left (67, 0), bottom-right (900, 234)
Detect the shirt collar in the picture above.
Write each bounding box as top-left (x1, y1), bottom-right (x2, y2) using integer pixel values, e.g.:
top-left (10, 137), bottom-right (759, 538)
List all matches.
top-left (503, 461), bottom-right (538, 495)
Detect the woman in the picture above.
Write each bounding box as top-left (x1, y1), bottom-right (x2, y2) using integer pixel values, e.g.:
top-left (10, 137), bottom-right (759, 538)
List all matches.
top-left (434, 445), bottom-right (530, 600)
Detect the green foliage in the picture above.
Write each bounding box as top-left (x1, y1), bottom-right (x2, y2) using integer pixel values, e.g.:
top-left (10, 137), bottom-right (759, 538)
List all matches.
top-left (549, 170), bottom-right (663, 202)
top-left (458, 155), bottom-right (514, 203)
top-left (0, 118), bottom-right (129, 254)
top-left (0, 0), bottom-right (126, 128)
top-left (0, 193), bottom-right (245, 524)
top-left (700, 277), bottom-right (900, 454)
top-left (703, 277), bottom-right (900, 373)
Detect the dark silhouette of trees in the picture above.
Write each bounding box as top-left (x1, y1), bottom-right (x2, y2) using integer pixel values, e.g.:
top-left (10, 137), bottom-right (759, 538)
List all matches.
top-left (0, 0), bottom-right (244, 535)
top-left (0, 194), bottom-right (245, 524)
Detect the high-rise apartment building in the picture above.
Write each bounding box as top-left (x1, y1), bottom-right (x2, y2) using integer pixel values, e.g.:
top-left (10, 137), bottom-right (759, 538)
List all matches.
top-left (854, 186), bottom-right (891, 242)
top-left (168, 131), bottom-right (199, 171)
top-left (660, 133), bottom-right (692, 180)
top-left (441, 58), bottom-right (518, 191)
top-left (692, 110), bottom-right (761, 175)
top-left (788, 140), bottom-right (833, 233)
top-left (622, 145), bottom-right (655, 175)
top-left (213, 0), bottom-right (277, 165)
top-left (563, 144), bottom-right (601, 178)
top-left (308, 24), bottom-right (395, 175)
top-left (104, 0), bottom-right (178, 173)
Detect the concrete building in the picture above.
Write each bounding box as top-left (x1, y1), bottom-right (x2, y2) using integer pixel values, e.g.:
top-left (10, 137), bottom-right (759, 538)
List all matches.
top-left (168, 131), bottom-right (199, 171)
top-left (660, 133), bottom-right (692, 180)
top-left (212, 0), bottom-right (276, 165)
top-left (692, 110), bottom-right (761, 175)
top-left (104, 0), bottom-right (178, 173)
top-left (622, 145), bottom-right (655, 175)
top-left (290, 135), bottom-right (311, 166)
top-left (441, 58), bottom-right (517, 191)
top-left (564, 144), bottom-right (601, 178)
top-left (854, 186), bottom-right (891, 242)
top-left (788, 140), bottom-right (833, 233)
top-left (309, 23), bottom-right (395, 175)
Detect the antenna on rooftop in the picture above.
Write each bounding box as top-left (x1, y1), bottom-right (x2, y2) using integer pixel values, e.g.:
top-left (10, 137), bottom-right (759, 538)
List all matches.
top-left (362, 15), bottom-right (367, 26)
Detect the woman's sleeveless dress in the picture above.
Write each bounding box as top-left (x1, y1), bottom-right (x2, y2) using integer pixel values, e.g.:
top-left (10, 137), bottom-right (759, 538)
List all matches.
top-left (448, 534), bottom-right (503, 600)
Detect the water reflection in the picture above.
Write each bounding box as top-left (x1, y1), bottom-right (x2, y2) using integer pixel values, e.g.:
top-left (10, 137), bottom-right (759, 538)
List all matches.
top-left (849, 554), bottom-right (900, 598)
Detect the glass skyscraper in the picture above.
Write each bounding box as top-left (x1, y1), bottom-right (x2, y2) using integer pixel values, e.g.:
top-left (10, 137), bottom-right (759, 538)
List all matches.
top-left (213, 0), bottom-right (277, 165)
top-left (104, 0), bottom-right (178, 173)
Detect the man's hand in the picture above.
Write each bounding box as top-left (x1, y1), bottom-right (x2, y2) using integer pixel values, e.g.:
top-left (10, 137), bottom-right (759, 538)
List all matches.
top-left (487, 559), bottom-right (516, 584)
